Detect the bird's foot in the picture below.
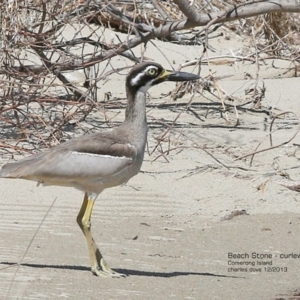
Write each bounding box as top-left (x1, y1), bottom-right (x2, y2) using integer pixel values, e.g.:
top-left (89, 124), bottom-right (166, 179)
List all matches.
top-left (91, 258), bottom-right (126, 278)
top-left (91, 267), bottom-right (126, 278)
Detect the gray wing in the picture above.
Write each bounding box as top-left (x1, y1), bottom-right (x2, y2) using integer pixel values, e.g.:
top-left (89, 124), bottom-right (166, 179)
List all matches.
top-left (0, 132), bottom-right (136, 182)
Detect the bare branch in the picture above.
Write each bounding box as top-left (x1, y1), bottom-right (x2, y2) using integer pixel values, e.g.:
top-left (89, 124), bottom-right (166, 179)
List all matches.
top-left (173, 0), bottom-right (200, 23)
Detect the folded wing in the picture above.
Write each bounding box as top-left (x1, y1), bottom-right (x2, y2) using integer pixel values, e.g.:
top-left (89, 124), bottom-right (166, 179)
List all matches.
top-left (0, 132), bottom-right (137, 185)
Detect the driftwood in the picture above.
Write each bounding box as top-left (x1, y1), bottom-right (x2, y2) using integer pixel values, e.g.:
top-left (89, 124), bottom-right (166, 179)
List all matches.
top-left (277, 180), bottom-right (300, 192)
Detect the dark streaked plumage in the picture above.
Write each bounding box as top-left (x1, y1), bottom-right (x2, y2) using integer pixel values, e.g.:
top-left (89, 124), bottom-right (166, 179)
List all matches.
top-left (0, 62), bottom-right (200, 277)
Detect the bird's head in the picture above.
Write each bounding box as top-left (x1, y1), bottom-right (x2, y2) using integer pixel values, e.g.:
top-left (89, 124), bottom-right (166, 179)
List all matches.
top-left (126, 62), bottom-right (200, 94)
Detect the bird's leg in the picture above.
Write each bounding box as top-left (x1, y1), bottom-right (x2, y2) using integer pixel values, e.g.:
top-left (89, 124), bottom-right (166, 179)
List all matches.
top-left (76, 192), bottom-right (125, 277)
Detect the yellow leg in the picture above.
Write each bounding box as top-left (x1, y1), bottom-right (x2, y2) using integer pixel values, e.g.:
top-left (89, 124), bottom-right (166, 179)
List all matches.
top-left (76, 193), bottom-right (125, 277)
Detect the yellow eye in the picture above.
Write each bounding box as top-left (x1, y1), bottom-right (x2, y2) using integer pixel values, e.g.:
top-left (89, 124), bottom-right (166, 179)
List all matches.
top-left (147, 68), bottom-right (157, 76)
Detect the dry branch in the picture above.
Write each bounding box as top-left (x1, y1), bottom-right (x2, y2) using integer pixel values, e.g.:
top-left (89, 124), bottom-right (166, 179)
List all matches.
top-left (1, 0), bottom-right (300, 156)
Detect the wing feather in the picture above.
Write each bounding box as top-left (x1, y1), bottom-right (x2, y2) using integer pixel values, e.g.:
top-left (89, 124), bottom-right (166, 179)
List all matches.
top-left (0, 131), bottom-right (137, 182)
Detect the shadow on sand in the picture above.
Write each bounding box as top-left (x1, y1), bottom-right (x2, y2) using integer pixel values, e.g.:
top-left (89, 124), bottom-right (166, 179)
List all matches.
top-left (1, 261), bottom-right (243, 278)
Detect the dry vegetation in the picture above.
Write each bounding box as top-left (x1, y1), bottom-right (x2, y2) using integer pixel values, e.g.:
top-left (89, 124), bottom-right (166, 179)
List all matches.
top-left (1, 0), bottom-right (300, 157)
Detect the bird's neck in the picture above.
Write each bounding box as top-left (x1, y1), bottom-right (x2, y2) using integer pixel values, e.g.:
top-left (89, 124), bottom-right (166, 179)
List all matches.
top-left (124, 89), bottom-right (147, 126)
top-left (121, 89), bottom-right (148, 152)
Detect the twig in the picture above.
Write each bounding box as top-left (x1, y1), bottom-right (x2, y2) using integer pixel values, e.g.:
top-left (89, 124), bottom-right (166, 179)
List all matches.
top-left (235, 111), bottom-right (300, 165)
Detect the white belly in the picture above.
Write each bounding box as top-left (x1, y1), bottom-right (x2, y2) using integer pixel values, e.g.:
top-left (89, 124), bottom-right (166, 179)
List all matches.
top-left (68, 151), bottom-right (145, 195)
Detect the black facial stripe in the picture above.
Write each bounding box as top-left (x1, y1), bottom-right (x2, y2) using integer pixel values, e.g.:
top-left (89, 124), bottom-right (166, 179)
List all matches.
top-left (126, 63), bottom-right (164, 90)
top-left (130, 66), bottom-right (159, 86)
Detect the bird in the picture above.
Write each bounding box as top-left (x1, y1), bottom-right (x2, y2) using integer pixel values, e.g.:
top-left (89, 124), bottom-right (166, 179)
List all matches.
top-left (0, 62), bottom-right (200, 277)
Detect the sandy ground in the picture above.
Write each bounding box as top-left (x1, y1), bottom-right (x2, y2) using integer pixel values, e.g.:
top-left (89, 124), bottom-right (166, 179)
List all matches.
top-left (1, 28), bottom-right (300, 300)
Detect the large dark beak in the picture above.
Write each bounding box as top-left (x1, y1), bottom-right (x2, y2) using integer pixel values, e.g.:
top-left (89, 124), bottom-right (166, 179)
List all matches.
top-left (156, 69), bottom-right (200, 84)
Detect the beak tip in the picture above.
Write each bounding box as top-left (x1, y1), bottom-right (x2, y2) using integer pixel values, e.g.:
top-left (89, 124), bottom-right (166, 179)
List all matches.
top-left (167, 71), bottom-right (201, 82)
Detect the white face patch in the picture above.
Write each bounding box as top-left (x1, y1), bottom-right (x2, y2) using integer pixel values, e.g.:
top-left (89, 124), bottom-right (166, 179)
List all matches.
top-left (130, 65), bottom-right (159, 86)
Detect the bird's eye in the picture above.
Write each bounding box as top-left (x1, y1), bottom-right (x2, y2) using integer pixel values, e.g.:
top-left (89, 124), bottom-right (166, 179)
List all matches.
top-left (147, 68), bottom-right (157, 76)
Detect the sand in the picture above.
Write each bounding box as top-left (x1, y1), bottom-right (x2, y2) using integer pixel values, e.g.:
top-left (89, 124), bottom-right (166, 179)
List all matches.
top-left (1, 28), bottom-right (300, 300)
